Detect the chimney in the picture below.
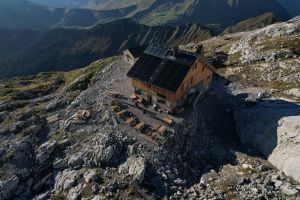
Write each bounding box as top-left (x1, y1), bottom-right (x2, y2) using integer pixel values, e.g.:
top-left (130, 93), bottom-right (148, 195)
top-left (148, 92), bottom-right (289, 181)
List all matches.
top-left (195, 44), bottom-right (204, 57)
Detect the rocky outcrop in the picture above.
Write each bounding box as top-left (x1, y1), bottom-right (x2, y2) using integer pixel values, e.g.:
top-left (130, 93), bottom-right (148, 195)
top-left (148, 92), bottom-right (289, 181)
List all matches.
top-left (0, 175), bottom-right (20, 199)
top-left (35, 141), bottom-right (57, 164)
top-left (235, 101), bottom-right (300, 182)
top-left (118, 157), bottom-right (146, 184)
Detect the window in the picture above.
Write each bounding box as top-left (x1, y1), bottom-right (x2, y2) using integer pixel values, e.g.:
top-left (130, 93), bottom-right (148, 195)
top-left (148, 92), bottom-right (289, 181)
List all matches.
top-left (190, 77), bottom-right (194, 85)
top-left (157, 92), bottom-right (166, 100)
top-left (157, 98), bottom-right (166, 105)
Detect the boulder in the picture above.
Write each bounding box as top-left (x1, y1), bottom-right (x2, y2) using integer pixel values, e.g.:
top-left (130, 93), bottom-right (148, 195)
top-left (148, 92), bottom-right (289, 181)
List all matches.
top-left (104, 146), bottom-right (114, 162)
top-left (280, 184), bottom-right (299, 196)
top-left (83, 169), bottom-right (99, 183)
top-left (35, 141), bottom-right (57, 164)
top-left (235, 101), bottom-right (300, 182)
top-left (54, 170), bottom-right (79, 192)
top-left (68, 153), bottom-right (84, 169)
top-left (119, 157), bottom-right (146, 184)
top-left (284, 88), bottom-right (300, 98)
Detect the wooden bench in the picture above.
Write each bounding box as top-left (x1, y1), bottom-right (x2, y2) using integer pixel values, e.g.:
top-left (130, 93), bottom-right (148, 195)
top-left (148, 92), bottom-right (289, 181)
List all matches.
top-left (157, 125), bottom-right (167, 136)
top-left (116, 110), bottom-right (127, 118)
top-left (126, 117), bottom-right (138, 127)
top-left (163, 117), bottom-right (174, 126)
top-left (134, 122), bottom-right (145, 131)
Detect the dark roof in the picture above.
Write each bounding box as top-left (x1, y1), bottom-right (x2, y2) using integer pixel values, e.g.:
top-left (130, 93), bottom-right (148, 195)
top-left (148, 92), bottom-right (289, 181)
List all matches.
top-left (127, 46), bottom-right (197, 93)
top-left (126, 46), bottom-right (147, 58)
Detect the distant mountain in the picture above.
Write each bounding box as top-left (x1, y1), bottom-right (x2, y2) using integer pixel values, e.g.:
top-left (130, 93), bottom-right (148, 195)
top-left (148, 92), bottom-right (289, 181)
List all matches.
top-left (0, 0), bottom-right (133, 30)
top-left (277, 0), bottom-right (300, 17)
top-left (29, 0), bottom-right (87, 8)
top-left (222, 13), bottom-right (278, 35)
top-left (4, 0), bottom-right (291, 32)
top-left (84, 0), bottom-right (290, 31)
top-left (0, 0), bottom-right (65, 30)
top-left (0, 19), bottom-right (213, 78)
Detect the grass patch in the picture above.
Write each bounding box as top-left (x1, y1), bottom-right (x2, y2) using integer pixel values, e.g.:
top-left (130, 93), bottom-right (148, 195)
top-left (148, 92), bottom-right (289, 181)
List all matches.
top-left (52, 191), bottom-right (65, 200)
top-left (259, 35), bottom-right (300, 53)
top-left (50, 129), bottom-right (66, 141)
top-left (273, 82), bottom-right (300, 91)
top-left (81, 184), bottom-right (94, 198)
top-left (228, 51), bottom-right (242, 65)
top-left (85, 56), bottom-right (118, 77)
top-left (0, 117), bottom-right (14, 129)
top-left (226, 74), bottom-right (242, 82)
top-left (221, 183), bottom-right (235, 200)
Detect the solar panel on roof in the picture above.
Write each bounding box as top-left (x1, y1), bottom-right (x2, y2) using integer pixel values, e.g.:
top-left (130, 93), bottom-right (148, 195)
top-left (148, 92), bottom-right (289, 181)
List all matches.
top-left (127, 45), bottom-right (197, 93)
top-left (144, 45), bottom-right (169, 58)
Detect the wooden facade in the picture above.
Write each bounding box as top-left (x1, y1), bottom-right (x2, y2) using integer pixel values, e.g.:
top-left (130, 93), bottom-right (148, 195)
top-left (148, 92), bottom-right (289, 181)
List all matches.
top-left (131, 57), bottom-right (214, 112)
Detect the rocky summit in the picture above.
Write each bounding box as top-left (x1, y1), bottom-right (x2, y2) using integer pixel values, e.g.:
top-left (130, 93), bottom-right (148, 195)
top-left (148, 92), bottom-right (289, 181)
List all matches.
top-left (0, 14), bottom-right (300, 200)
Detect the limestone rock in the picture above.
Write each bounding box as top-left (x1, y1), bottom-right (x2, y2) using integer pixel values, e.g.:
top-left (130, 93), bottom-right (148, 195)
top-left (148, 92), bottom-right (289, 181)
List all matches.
top-left (54, 170), bottom-right (78, 192)
top-left (35, 141), bottom-right (57, 164)
top-left (119, 157), bottom-right (146, 184)
top-left (68, 153), bottom-right (84, 169)
top-left (235, 101), bottom-right (300, 182)
top-left (83, 169), bottom-right (99, 183)
top-left (284, 88), bottom-right (300, 98)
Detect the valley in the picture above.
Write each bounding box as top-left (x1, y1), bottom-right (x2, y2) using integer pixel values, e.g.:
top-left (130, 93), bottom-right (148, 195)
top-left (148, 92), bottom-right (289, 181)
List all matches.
top-left (0, 18), bottom-right (212, 79)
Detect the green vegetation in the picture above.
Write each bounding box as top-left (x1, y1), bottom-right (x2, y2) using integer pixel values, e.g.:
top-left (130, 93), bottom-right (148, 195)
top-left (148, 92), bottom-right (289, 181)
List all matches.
top-left (84, 56), bottom-right (118, 78)
top-left (81, 184), bottom-right (94, 198)
top-left (259, 35), bottom-right (300, 53)
top-left (52, 191), bottom-right (66, 200)
top-left (273, 82), bottom-right (300, 91)
top-left (50, 129), bottom-right (66, 141)
top-left (0, 117), bottom-right (15, 129)
top-left (222, 12), bottom-right (277, 35)
top-left (228, 52), bottom-right (242, 65)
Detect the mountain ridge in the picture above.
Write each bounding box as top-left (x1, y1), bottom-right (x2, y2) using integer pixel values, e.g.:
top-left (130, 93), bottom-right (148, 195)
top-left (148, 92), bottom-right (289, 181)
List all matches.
top-left (1, 0), bottom-right (291, 32)
top-left (0, 18), bottom-right (213, 79)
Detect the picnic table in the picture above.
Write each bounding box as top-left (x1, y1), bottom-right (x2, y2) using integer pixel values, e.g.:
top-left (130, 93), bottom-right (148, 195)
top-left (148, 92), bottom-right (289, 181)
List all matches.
top-left (134, 122), bottom-right (145, 131)
top-left (163, 117), bottom-right (173, 126)
top-left (116, 110), bottom-right (127, 118)
top-left (157, 125), bottom-right (167, 135)
top-left (126, 117), bottom-right (138, 127)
